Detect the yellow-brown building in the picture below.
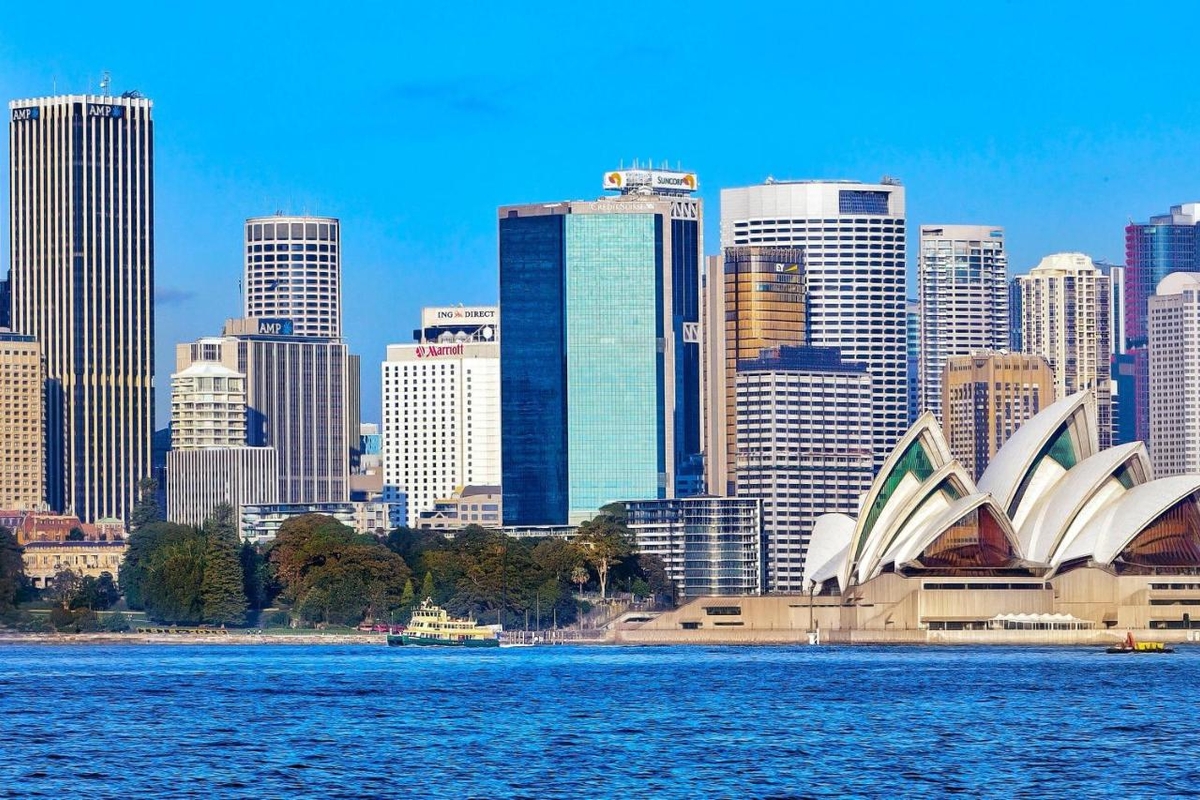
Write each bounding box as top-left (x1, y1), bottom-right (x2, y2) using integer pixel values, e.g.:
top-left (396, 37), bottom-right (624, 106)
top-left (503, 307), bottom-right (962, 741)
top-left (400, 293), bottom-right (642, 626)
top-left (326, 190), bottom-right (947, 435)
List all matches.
top-left (22, 541), bottom-right (128, 589)
top-left (702, 247), bottom-right (806, 495)
top-left (943, 351), bottom-right (1053, 480)
top-left (0, 333), bottom-right (45, 511)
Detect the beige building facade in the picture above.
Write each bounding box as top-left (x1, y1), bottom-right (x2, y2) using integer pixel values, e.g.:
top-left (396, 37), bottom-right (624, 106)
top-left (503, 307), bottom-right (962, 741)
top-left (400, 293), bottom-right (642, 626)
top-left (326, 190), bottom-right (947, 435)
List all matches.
top-left (0, 333), bottom-right (45, 510)
top-left (22, 541), bottom-right (128, 590)
top-left (1015, 253), bottom-right (1112, 448)
top-left (942, 351), bottom-right (1054, 480)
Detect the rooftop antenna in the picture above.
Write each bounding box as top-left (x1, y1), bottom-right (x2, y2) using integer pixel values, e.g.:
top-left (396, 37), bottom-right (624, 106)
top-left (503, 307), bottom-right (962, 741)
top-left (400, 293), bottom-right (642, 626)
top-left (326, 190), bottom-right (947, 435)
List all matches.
top-left (100, 71), bottom-right (111, 97)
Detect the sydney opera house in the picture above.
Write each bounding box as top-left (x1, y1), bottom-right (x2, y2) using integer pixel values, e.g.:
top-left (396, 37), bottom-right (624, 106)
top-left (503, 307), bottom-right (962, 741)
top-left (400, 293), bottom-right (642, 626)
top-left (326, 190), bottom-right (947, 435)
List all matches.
top-left (622, 391), bottom-right (1200, 644)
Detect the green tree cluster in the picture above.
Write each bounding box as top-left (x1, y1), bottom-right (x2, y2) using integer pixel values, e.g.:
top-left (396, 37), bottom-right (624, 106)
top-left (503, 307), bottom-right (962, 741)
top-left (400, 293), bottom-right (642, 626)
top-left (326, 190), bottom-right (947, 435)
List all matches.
top-left (0, 526), bottom-right (27, 614)
top-left (119, 504), bottom-right (251, 625)
top-left (268, 514), bottom-right (411, 626)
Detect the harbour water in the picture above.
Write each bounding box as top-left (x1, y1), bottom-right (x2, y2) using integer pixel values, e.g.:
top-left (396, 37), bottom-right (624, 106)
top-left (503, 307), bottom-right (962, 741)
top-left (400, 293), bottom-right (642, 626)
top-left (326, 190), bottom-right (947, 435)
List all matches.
top-left (1, 643), bottom-right (1195, 798)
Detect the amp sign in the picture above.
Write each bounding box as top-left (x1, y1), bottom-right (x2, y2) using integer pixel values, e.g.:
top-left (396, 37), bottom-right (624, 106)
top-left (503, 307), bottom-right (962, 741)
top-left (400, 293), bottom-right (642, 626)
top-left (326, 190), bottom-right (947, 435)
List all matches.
top-left (11, 107), bottom-right (39, 122)
top-left (257, 318), bottom-right (294, 336)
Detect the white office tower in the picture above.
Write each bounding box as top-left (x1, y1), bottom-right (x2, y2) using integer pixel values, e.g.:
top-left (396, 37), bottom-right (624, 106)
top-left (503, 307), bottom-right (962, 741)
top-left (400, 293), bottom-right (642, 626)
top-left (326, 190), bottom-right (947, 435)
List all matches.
top-left (1148, 273), bottom-right (1200, 476)
top-left (382, 307), bottom-right (501, 527)
top-left (166, 361), bottom-right (278, 526)
top-left (9, 93), bottom-right (154, 521)
top-left (917, 225), bottom-right (1009, 421)
top-left (245, 216), bottom-right (341, 338)
top-left (721, 179), bottom-right (907, 468)
top-left (1015, 253), bottom-right (1112, 448)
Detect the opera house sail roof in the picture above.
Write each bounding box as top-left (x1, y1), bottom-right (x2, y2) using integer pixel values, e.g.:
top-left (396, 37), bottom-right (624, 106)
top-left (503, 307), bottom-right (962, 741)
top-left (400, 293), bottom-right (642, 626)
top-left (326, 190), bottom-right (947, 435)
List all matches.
top-left (805, 390), bottom-right (1200, 592)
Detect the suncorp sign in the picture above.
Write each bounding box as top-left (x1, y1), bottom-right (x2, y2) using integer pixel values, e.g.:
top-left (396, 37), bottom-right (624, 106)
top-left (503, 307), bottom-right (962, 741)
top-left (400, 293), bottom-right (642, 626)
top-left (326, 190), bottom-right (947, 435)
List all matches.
top-left (603, 169), bottom-right (698, 194)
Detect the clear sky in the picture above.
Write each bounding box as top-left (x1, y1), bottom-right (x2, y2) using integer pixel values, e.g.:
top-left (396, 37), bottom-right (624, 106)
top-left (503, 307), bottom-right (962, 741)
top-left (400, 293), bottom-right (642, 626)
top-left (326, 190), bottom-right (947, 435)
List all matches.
top-left (2, 2), bottom-right (1199, 425)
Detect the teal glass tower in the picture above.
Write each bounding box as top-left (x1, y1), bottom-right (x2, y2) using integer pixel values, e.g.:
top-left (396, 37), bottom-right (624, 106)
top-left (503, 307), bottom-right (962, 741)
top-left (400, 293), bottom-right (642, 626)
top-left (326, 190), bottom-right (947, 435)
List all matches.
top-left (500, 169), bottom-right (702, 525)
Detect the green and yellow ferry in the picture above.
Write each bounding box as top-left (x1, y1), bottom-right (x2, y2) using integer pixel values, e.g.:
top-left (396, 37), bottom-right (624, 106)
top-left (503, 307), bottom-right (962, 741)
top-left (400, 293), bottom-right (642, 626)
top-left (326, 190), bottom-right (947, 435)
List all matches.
top-left (387, 598), bottom-right (500, 648)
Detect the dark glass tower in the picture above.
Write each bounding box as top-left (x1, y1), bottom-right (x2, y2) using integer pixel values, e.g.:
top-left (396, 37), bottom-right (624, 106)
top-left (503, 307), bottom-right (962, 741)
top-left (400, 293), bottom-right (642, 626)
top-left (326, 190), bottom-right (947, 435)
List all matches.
top-left (1124, 204), bottom-right (1200, 442)
top-left (499, 170), bottom-right (702, 525)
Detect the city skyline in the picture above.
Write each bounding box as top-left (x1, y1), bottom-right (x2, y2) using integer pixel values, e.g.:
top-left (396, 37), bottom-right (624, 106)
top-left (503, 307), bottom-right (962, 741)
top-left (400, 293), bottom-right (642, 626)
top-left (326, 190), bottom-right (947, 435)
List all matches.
top-left (3, 4), bottom-right (1199, 426)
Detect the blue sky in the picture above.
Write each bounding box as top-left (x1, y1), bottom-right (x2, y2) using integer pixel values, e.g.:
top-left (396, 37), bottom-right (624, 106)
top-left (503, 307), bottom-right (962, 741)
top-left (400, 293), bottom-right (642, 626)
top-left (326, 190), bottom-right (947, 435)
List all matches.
top-left (2, 2), bottom-right (1199, 425)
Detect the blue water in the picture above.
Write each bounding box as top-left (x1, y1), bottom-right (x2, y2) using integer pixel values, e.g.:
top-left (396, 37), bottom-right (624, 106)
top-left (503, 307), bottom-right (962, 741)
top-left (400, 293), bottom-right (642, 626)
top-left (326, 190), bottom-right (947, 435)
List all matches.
top-left (0, 644), bottom-right (1196, 798)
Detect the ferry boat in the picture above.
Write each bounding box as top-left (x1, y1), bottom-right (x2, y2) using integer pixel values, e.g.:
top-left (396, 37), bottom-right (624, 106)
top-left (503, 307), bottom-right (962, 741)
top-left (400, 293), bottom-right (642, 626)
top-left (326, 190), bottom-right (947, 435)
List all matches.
top-left (1106, 631), bottom-right (1175, 654)
top-left (387, 598), bottom-right (499, 648)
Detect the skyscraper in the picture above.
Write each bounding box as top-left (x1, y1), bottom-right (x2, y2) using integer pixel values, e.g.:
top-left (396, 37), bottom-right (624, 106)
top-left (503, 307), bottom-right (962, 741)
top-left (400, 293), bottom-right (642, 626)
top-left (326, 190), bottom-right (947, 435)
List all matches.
top-left (0, 333), bottom-right (45, 510)
top-left (245, 215), bottom-right (341, 338)
top-left (1148, 272), bottom-right (1200, 476)
top-left (382, 306), bottom-right (501, 526)
top-left (177, 320), bottom-right (349, 505)
top-left (165, 358), bottom-right (278, 526)
top-left (9, 93), bottom-right (154, 521)
top-left (1125, 203), bottom-right (1200, 443)
top-left (906, 300), bottom-right (920, 425)
top-left (720, 179), bottom-right (907, 469)
top-left (917, 225), bottom-right (1008, 422)
top-left (500, 167), bottom-right (702, 525)
top-left (1015, 253), bottom-right (1112, 448)
top-left (734, 345), bottom-right (874, 593)
top-left (942, 351), bottom-right (1054, 480)
top-left (702, 246), bottom-right (806, 496)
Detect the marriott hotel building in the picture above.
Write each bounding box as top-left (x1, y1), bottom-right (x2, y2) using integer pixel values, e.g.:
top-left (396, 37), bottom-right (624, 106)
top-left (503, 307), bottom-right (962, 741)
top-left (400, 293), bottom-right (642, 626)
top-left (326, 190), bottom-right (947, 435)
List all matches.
top-left (499, 169), bottom-right (703, 525)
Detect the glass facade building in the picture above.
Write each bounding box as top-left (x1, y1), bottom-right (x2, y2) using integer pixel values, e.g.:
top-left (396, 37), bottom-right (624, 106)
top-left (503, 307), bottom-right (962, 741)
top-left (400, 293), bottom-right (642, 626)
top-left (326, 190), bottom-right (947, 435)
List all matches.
top-left (500, 192), bottom-right (702, 525)
top-left (1125, 204), bottom-right (1200, 444)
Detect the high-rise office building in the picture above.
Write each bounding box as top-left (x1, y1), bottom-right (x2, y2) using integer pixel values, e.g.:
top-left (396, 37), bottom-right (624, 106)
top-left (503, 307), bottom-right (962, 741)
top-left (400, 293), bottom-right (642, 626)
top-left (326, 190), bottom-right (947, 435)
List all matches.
top-left (9, 93), bottom-right (154, 521)
top-left (0, 274), bottom-right (10, 329)
top-left (0, 333), bottom-right (45, 510)
top-left (1148, 272), bottom-right (1200, 476)
top-left (735, 346), bottom-right (874, 593)
top-left (1015, 253), bottom-right (1112, 448)
top-left (500, 167), bottom-right (702, 525)
top-left (721, 179), bottom-right (907, 469)
top-left (906, 300), bottom-right (921, 425)
top-left (942, 351), bottom-right (1054, 480)
top-left (245, 216), bottom-right (341, 338)
top-left (1125, 203), bottom-right (1200, 443)
top-left (177, 320), bottom-right (349, 504)
top-left (701, 246), bottom-right (806, 496)
top-left (167, 446), bottom-right (279, 528)
top-left (382, 306), bottom-right (501, 526)
top-left (917, 225), bottom-right (1008, 422)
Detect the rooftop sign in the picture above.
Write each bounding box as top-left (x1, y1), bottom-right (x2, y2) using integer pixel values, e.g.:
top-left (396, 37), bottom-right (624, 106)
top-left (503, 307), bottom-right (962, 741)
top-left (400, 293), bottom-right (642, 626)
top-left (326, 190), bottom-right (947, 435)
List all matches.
top-left (603, 169), bottom-right (698, 195)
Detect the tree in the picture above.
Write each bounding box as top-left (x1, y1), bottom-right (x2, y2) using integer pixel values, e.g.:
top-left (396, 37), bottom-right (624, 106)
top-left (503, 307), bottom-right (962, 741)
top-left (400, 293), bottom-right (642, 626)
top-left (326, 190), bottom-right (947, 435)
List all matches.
top-left (142, 534), bottom-right (207, 624)
top-left (574, 516), bottom-right (634, 602)
top-left (421, 570), bottom-right (435, 601)
top-left (72, 572), bottom-right (120, 611)
top-left (66, 527), bottom-right (86, 542)
top-left (120, 521), bottom-right (197, 611)
top-left (267, 514), bottom-right (411, 626)
top-left (571, 565), bottom-right (589, 596)
top-left (241, 541), bottom-right (269, 610)
top-left (47, 569), bottom-right (81, 609)
top-left (128, 476), bottom-right (162, 533)
top-left (399, 578), bottom-right (415, 621)
top-left (0, 527), bottom-right (26, 614)
top-left (200, 504), bottom-right (248, 626)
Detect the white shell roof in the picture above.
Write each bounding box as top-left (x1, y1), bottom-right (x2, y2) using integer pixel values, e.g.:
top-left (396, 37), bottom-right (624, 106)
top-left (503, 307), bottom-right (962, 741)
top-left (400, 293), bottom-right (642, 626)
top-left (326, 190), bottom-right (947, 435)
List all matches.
top-left (977, 390), bottom-right (1093, 518)
top-left (856, 461), bottom-right (976, 584)
top-left (1017, 442), bottom-right (1150, 564)
top-left (804, 513), bottom-right (856, 593)
top-left (886, 493), bottom-right (1019, 569)
top-left (843, 413), bottom-right (956, 588)
top-left (1053, 475), bottom-right (1200, 568)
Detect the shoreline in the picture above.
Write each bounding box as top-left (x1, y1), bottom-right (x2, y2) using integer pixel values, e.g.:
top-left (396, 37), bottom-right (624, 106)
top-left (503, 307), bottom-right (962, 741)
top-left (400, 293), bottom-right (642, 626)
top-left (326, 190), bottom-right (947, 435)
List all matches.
top-left (0, 632), bottom-right (391, 646)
